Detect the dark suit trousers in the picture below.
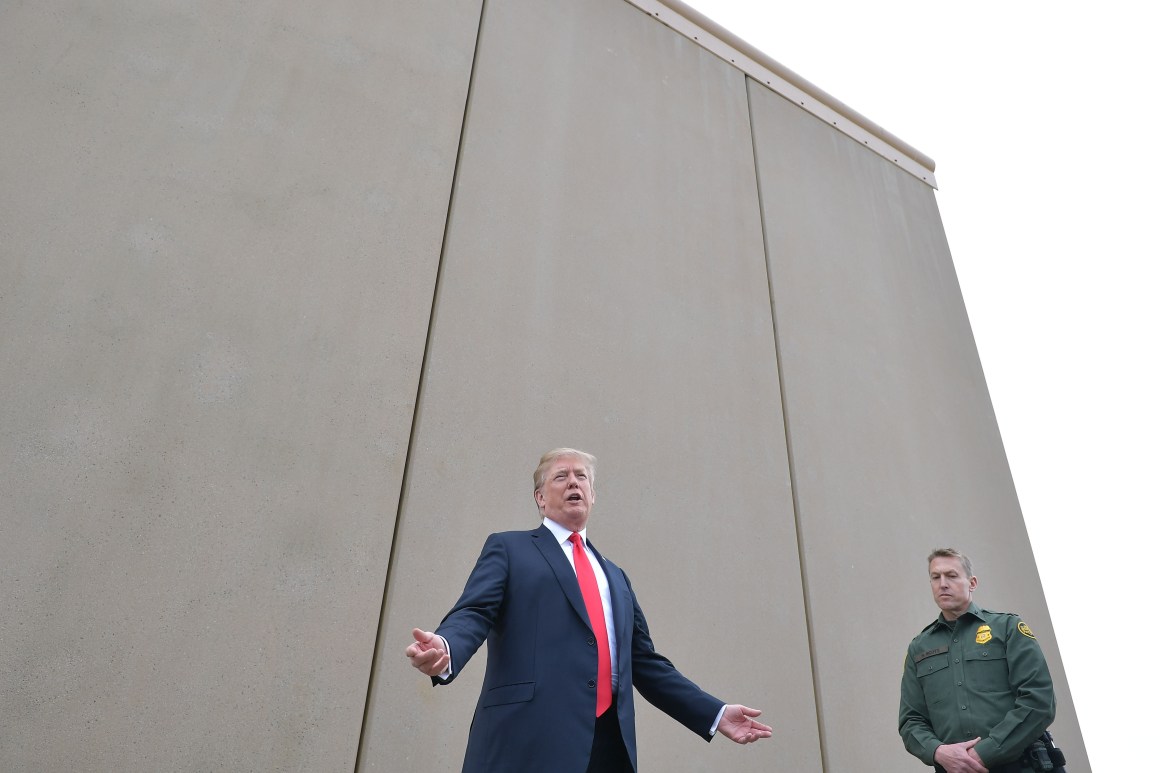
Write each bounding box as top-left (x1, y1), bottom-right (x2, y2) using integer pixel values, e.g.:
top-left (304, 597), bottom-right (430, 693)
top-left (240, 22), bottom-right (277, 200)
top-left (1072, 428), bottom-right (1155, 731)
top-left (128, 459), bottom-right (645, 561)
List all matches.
top-left (587, 703), bottom-right (633, 773)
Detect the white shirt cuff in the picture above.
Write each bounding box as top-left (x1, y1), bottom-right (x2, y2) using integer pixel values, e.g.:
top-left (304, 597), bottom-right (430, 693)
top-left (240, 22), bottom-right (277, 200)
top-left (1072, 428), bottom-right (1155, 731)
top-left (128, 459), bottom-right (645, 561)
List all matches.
top-left (435, 635), bottom-right (452, 681)
top-left (709, 705), bottom-right (726, 736)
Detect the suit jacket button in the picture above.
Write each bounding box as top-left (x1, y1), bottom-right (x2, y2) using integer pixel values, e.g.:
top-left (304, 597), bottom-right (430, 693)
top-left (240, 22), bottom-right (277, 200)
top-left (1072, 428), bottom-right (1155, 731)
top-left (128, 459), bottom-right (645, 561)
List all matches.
top-left (587, 680), bottom-right (596, 688)
top-left (587, 636), bottom-right (596, 646)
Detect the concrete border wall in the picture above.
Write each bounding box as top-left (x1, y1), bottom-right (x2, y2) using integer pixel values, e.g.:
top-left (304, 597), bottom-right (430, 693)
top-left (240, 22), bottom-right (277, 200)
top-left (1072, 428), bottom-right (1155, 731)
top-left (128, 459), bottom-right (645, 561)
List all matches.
top-left (0, 0), bottom-right (1087, 770)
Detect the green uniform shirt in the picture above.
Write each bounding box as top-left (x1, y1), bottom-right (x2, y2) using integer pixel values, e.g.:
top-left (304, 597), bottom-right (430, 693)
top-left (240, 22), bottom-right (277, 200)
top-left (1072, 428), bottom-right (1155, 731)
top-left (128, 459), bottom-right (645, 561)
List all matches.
top-left (898, 602), bottom-right (1056, 768)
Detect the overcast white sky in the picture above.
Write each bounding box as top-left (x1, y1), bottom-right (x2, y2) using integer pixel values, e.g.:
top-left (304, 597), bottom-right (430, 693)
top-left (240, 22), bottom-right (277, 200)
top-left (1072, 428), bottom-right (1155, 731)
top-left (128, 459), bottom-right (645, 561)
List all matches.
top-left (684, 1), bottom-right (1157, 769)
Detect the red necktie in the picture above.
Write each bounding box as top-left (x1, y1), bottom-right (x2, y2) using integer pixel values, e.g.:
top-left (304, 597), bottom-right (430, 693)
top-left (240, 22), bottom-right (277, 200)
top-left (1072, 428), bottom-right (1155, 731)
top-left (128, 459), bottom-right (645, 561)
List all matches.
top-left (569, 532), bottom-right (612, 716)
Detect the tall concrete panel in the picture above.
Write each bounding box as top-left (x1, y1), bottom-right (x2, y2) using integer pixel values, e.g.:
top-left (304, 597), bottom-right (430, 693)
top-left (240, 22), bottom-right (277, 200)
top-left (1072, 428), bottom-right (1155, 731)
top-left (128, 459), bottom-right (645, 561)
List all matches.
top-left (747, 81), bottom-right (1088, 771)
top-left (362, 1), bottom-right (820, 770)
top-left (0, 0), bottom-right (481, 769)
top-left (3, 0), bottom-right (1087, 771)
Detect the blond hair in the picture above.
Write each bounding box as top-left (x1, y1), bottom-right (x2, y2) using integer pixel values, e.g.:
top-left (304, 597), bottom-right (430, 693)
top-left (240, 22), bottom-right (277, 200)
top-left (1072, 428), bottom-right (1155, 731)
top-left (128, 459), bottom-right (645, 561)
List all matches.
top-left (533, 448), bottom-right (596, 494)
top-left (927, 548), bottom-right (973, 577)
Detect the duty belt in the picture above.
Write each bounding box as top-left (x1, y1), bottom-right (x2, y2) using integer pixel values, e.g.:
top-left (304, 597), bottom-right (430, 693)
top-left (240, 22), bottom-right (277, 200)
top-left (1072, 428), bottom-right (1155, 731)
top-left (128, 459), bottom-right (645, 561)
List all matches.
top-left (933, 732), bottom-right (1066, 773)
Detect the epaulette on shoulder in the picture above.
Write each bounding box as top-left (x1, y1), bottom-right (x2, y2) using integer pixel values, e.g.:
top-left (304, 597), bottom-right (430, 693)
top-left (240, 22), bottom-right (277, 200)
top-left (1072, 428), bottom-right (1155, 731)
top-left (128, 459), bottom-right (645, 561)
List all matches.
top-left (978, 607), bottom-right (1019, 619)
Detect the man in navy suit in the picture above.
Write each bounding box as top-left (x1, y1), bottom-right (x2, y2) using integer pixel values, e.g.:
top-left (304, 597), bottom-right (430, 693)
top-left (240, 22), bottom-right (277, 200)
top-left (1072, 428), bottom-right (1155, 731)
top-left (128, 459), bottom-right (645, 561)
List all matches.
top-left (406, 448), bottom-right (772, 772)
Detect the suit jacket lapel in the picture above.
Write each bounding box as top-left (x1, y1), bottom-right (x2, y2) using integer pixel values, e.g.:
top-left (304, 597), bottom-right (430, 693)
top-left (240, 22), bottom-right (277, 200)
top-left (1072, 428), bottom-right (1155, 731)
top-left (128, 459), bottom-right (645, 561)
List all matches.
top-left (531, 523), bottom-right (592, 631)
top-left (588, 541), bottom-right (633, 646)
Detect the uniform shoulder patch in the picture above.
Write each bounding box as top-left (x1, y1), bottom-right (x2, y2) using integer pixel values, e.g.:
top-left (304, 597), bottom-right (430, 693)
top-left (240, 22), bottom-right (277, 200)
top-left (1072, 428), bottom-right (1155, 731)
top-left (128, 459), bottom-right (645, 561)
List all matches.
top-left (975, 624), bottom-right (992, 644)
top-left (1017, 621), bottom-right (1036, 639)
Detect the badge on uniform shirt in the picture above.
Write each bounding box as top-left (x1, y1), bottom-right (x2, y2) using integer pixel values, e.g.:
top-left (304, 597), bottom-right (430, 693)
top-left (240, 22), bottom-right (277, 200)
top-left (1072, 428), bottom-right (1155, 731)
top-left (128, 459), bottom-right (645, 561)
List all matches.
top-left (1018, 621), bottom-right (1036, 639)
top-left (975, 624), bottom-right (992, 644)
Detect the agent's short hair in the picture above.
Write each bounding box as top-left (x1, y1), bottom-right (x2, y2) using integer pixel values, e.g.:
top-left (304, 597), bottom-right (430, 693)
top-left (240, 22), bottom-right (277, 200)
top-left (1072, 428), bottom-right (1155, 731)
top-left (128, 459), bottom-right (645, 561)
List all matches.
top-left (927, 547), bottom-right (973, 578)
top-left (533, 448), bottom-right (596, 494)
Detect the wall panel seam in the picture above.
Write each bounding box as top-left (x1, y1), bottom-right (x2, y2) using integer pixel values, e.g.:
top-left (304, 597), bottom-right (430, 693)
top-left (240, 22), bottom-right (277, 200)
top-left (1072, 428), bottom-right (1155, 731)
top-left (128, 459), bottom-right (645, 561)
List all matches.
top-left (744, 76), bottom-right (830, 772)
top-left (352, 3), bottom-right (490, 769)
top-left (622, 0), bottom-right (937, 188)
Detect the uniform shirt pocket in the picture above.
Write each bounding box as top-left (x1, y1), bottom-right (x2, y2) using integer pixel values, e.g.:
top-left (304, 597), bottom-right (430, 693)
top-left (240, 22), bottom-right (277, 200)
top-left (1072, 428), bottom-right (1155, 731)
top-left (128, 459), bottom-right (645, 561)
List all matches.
top-left (963, 642), bottom-right (1009, 693)
top-left (915, 653), bottom-right (952, 703)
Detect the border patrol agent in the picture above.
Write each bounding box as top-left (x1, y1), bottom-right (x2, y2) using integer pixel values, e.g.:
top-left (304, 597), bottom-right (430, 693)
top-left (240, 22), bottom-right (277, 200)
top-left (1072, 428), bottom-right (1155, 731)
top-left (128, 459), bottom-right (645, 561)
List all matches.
top-left (899, 549), bottom-right (1056, 773)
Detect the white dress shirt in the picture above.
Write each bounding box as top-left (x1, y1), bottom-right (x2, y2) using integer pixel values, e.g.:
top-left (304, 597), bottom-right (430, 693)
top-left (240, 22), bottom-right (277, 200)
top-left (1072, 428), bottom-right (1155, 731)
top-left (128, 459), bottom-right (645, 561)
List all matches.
top-left (540, 516), bottom-right (620, 691)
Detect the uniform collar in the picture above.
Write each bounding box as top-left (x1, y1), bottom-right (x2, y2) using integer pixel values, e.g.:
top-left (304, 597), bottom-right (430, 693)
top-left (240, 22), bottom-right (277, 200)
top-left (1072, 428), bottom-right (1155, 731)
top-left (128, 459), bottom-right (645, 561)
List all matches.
top-left (935, 601), bottom-right (983, 629)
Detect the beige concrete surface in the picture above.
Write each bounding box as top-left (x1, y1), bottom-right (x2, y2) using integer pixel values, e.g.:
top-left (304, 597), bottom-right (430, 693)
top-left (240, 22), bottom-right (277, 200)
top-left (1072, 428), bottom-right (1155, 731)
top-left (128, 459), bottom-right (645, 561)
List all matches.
top-left (0, 0), bottom-right (481, 769)
top-left (748, 80), bottom-right (1089, 771)
top-left (2, 0), bottom-right (1086, 771)
top-left (362, 0), bottom-right (819, 770)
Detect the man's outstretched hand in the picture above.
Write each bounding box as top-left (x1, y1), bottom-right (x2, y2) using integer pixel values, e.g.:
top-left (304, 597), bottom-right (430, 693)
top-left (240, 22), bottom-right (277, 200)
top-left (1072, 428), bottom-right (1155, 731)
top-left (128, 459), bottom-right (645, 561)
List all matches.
top-left (405, 628), bottom-right (449, 677)
top-left (717, 704), bottom-right (773, 745)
